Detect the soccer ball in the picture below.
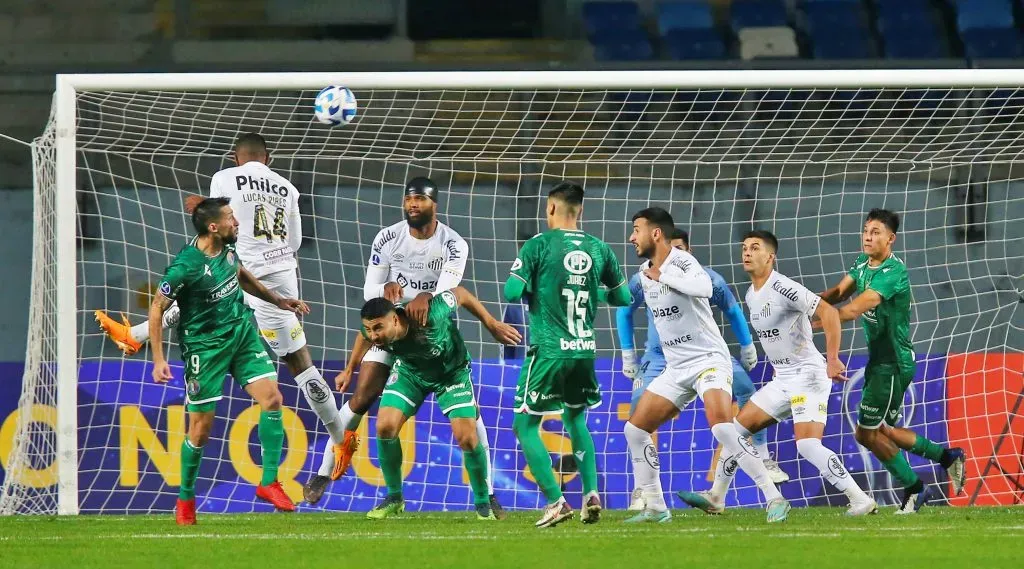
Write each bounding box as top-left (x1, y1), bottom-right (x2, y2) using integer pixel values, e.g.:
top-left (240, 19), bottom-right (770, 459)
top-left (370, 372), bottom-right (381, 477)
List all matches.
top-left (313, 86), bottom-right (357, 126)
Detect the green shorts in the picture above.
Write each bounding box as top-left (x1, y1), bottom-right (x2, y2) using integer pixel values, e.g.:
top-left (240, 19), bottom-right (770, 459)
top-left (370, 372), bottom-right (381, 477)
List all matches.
top-left (858, 362), bottom-right (916, 429)
top-left (181, 321), bottom-right (278, 412)
top-left (514, 349), bottom-right (600, 415)
top-left (379, 362), bottom-right (478, 419)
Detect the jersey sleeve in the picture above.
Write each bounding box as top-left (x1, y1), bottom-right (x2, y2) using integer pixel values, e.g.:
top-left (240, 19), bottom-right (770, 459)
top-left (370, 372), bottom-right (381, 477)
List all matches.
top-left (659, 256), bottom-right (713, 298)
top-left (709, 270), bottom-right (754, 347)
top-left (365, 227), bottom-right (395, 300)
top-left (615, 272), bottom-right (645, 351)
top-left (509, 236), bottom-right (538, 291)
top-left (846, 254), bottom-right (867, 278)
top-left (287, 184), bottom-right (302, 253)
top-left (600, 242), bottom-right (627, 290)
top-left (434, 236), bottom-right (468, 295)
top-left (158, 252), bottom-right (197, 301)
top-left (867, 264), bottom-right (909, 300)
top-left (784, 279), bottom-right (822, 316)
top-left (428, 290), bottom-right (458, 324)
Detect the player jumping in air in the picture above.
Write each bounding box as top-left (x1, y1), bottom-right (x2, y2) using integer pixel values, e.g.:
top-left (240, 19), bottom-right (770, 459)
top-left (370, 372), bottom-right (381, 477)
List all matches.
top-left (819, 209), bottom-right (966, 513)
top-left (95, 133), bottom-right (353, 491)
top-left (305, 177), bottom-right (505, 518)
top-left (504, 181), bottom-right (631, 528)
top-left (617, 227), bottom-right (785, 510)
top-left (624, 208), bottom-right (789, 524)
top-left (150, 197), bottom-right (309, 525)
top-left (678, 230), bottom-right (877, 516)
top-left (360, 289), bottom-right (521, 520)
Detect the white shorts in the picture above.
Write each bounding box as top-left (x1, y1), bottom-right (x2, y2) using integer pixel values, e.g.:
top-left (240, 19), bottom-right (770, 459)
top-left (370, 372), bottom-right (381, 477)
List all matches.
top-left (749, 365), bottom-right (831, 424)
top-left (244, 269), bottom-right (306, 357)
top-left (362, 345), bottom-right (396, 368)
top-left (646, 356), bottom-right (733, 411)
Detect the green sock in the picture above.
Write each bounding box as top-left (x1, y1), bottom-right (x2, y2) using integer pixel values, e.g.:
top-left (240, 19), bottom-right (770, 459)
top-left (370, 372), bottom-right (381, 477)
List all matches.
top-left (881, 453), bottom-right (920, 488)
top-left (513, 413), bottom-right (562, 503)
top-left (258, 410), bottom-right (284, 486)
top-left (562, 406), bottom-right (598, 496)
top-left (909, 434), bottom-right (946, 463)
top-left (179, 439), bottom-right (204, 500)
top-left (463, 442), bottom-right (491, 506)
top-left (377, 437), bottom-right (404, 497)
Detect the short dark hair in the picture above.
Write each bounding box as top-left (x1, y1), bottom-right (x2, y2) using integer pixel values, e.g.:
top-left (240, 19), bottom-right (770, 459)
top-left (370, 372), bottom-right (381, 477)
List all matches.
top-left (234, 132), bottom-right (268, 156)
top-left (631, 207), bottom-right (675, 239)
top-left (743, 229), bottom-right (779, 253)
top-left (191, 197), bottom-right (231, 235)
top-left (671, 228), bottom-right (689, 247)
top-left (548, 181), bottom-right (585, 212)
top-left (866, 208), bottom-right (899, 233)
top-left (361, 297), bottom-right (396, 321)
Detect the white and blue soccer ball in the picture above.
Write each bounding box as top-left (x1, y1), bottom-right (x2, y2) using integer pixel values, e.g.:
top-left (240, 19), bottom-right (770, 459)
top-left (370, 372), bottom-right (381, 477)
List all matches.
top-left (313, 86), bottom-right (357, 126)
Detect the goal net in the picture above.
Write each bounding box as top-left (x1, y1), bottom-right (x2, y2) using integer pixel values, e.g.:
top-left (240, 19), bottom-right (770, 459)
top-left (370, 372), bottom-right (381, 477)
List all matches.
top-left (3, 71), bottom-right (1022, 515)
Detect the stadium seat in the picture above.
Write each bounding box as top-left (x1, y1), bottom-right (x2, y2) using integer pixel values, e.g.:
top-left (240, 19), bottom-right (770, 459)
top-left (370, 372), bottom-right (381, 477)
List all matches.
top-left (881, 25), bottom-right (947, 58)
top-left (800, 1), bottom-right (868, 33)
top-left (738, 26), bottom-right (799, 59)
top-left (961, 27), bottom-right (1024, 58)
top-left (591, 29), bottom-right (654, 61)
top-left (875, 0), bottom-right (933, 25)
top-left (657, 2), bottom-right (714, 36)
top-left (810, 28), bottom-right (874, 59)
top-left (664, 28), bottom-right (727, 60)
top-left (952, 0), bottom-right (1014, 32)
top-left (730, 0), bottom-right (789, 33)
top-left (582, 1), bottom-right (642, 39)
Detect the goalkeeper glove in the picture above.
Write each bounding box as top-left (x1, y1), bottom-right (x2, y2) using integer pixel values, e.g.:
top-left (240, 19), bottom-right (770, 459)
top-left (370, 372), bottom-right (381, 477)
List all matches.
top-left (621, 350), bottom-right (638, 380)
top-left (739, 343), bottom-right (758, 372)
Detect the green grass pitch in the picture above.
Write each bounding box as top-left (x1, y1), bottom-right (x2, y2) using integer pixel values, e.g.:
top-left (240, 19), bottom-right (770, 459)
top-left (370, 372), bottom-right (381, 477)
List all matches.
top-left (1, 507), bottom-right (1020, 569)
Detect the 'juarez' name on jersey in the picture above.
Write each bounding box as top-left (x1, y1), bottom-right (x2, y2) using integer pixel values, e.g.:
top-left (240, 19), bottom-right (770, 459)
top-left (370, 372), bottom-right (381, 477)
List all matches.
top-left (363, 291), bottom-right (469, 382)
top-left (510, 229), bottom-right (626, 358)
top-left (847, 252), bottom-right (916, 372)
top-left (158, 239), bottom-right (249, 347)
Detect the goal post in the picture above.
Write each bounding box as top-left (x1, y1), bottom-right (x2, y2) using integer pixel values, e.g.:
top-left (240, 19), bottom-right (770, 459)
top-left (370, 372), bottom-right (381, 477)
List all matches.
top-left (3, 69), bottom-right (1021, 515)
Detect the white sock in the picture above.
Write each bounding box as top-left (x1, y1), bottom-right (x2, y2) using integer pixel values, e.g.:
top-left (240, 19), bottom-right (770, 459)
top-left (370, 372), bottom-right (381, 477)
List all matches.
top-left (475, 415), bottom-right (494, 495)
top-left (130, 303), bottom-right (180, 343)
top-left (338, 401), bottom-right (363, 431)
top-left (755, 440), bottom-right (771, 462)
top-left (317, 438), bottom-right (335, 477)
top-left (795, 437), bottom-right (868, 500)
top-left (711, 421), bottom-right (782, 502)
top-left (710, 452), bottom-right (738, 500)
top-left (624, 422), bottom-right (667, 511)
top-left (295, 367), bottom-right (343, 443)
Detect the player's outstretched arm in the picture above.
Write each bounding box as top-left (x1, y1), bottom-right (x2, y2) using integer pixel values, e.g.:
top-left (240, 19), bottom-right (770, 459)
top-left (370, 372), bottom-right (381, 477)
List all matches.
top-left (335, 333), bottom-right (371, 392)
top-left (149, 293), bottom-right (174, 384)
top-left (814, 299), bottom-right (848, 381)
top-left (834, 289), bottom-right (882, 322)
top-left (452, 286), bottom-right (522, 346)
top-left (238, 266), bottom-right (310, 315)
top-left (820, 274), bottom-right (856, 305)
top-left (503, 274), bottom-right (526, 303)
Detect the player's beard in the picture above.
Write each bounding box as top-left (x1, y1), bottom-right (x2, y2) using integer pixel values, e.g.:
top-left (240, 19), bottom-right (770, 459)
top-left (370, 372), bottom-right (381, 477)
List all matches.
top-left (222, 229), bottom-right (238, 245)
top-left (405, 210), bottom-right (434, 230)
top-left (636, 239), bottom-right (654, 259)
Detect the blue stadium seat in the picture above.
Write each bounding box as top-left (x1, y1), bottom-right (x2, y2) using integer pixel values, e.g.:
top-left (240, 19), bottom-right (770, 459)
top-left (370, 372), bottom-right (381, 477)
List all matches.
top-left (952, 0), bottom-right (1014, 32)
top-left (801, 1), bottom-right (868, 33)
top-left (582, 1), bottom-right (642, 38)
top-left (881, 24), bottom-right (947, 58)
top-left (657, 2), bottom-right (714, 36)
top-left (592, 29), bottom-right (655, 61)
top-left (961, 27), bottom-right (1024, 58)
top-left (730, 0), bottom-right (788, 32)
top-left (810, 29), bottom-right (874, 59)
top-left (875, 0), bottom-right (934, 27)
top-left (664, 28), bottom-right (727, 59)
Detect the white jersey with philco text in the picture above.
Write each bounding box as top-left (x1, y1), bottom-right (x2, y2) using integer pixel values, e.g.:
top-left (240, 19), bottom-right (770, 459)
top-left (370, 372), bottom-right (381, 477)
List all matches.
top-left (745, 270), bottom-right (824, 372)
top-left (209, 161), bottom-right (301, 278)
top-left (639, 248), bottom-right (730, 369)
top-left (364, 220), bottom-right (469, 302)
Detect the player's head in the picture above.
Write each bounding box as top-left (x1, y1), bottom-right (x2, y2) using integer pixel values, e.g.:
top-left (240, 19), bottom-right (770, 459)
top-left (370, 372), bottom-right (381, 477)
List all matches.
top-left (863, 208), bottom-right (898, 258)
top-left (670, 228), bottom-right (689, 251)
top-left (546, 181), bottom-right (584, 226)
top-left (360, 297), bottom-right (405, 346)
top-left (741, 229), bottom-right (778, 276)
top-left (192, 197), bottom-right (238, 244)
top-left (403, 176), bottom-right (439, 230)
top-left (233, 132), bottom-right (269, 166)
top-left (629, 207), bottom-right (674, 259)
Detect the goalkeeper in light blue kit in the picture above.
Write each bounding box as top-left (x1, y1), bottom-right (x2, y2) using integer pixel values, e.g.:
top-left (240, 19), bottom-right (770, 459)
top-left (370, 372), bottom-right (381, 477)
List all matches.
top-left (617, 228), bottom-right (787, 509)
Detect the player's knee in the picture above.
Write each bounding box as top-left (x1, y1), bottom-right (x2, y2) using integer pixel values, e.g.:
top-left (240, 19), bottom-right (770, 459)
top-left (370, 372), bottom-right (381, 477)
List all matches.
top-left (376, 417), bottom-right (402, 439)
top-left (261, 389), bottom-right (284, 412)
top-left (854, 426), bottom-right (875, 446)
top-left (454, 429), bottom-right (478, 451)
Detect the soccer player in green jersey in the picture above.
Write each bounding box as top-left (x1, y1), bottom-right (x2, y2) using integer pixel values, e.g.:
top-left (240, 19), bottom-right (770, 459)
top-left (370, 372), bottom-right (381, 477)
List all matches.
top-left (359, 288), bottom-right (521, 520)
top-left (503, 181), bottom-right (631, 528)
top-left (150, 197), bottom-right (310, 525)
top-left (820, 208), bottom-right (966, 513)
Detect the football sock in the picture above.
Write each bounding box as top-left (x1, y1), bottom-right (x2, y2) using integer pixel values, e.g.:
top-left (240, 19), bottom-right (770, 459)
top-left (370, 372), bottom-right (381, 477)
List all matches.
top-left (624, 422), bottom-right (667, 511)
top-left (563, 406), bottom-right (598, 496)
top-left (474, 416), bottom-right (494, 495)
top-left (713, 421), bottom-right (782, 502)
top-left (463, 442), bottom-right (491, 506)
top-left (179, 439), bottom-right (204, 500)
top-left (512, 413), bottom-right (562, 503)
top-left (881, 453), bottom-right (920, 489)
top-left (258, 410), bottom-right (284, 486)
top-left (377, 437), bottom-right (404, 497)
top-left (909, 434), bottom-right (946, 464)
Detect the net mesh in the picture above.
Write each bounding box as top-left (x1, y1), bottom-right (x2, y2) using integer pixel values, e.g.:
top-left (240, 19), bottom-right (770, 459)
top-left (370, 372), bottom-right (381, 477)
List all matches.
top-left (3, 83), bottom-right (1022, 514)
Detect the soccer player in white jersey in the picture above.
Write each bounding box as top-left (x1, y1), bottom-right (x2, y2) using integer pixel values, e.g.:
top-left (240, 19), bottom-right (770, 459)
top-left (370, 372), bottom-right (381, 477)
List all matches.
top-left (95, 133), bottom-right (352, 493)
top-left (303, 177), bottom-right (504, 518)
top-left (678, 230), bottom-right (878, 516)
top-left (622, 208), bottom-right (790, 524)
